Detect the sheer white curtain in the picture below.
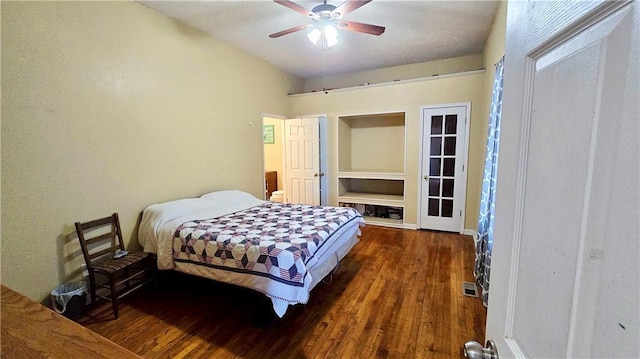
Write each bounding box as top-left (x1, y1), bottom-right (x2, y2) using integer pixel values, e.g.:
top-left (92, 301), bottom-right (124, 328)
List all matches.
top-left (475, 56), bottom-right (504, 306)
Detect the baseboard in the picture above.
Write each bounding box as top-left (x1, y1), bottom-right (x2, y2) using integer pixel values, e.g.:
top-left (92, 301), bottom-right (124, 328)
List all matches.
top-left (366, 222), bottom-right (418, 230)
top-left (463, 228), bottom-right (478, 240)
top-left (371, 224), bottom-right (473, 232)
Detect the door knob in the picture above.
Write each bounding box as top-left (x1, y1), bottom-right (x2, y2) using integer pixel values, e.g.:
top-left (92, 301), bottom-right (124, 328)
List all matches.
top-left (462, 339), bottom-right (498, 359)
top-left (319, 172), bottom-right (325, 177)
top-left (423, 175), bottom-right (429, 180)
top-left (314, 173), bottom-right (319, 177)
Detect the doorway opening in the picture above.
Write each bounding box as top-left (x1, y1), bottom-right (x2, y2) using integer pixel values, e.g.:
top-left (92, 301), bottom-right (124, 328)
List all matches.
top-left (262, 114), bottom-right (328, 206)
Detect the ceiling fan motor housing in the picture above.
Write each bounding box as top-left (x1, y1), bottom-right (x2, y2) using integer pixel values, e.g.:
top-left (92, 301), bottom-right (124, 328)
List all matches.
top-left (312, 4), bottom-right (340, 20)
top-left (270, 0), bottom-right (385, 39)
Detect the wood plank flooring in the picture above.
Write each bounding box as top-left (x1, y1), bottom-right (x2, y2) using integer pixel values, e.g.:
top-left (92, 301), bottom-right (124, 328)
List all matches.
top-left (79, 226), bottom-right (486, 358)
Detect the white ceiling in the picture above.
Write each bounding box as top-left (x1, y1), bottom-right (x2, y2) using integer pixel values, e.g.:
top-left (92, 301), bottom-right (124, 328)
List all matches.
top-left (138, 0), bottom-right (500, 80)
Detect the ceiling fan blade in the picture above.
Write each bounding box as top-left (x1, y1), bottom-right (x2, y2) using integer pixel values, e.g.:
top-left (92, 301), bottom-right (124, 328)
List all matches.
top-left (337, 20), bottom-right (385, 36)
top-left (269, 23), bottom-right (313, 38)
top-left (273, 0), bottom-right (315, 18)
top-left (332, 0), bottom-right (372, 18)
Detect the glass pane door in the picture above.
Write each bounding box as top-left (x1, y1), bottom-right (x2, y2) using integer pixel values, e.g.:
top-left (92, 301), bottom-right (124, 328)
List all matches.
top-left (428, 114), bottom-right (457, 218)
top-left (420, 105), bottom-right (467, 232)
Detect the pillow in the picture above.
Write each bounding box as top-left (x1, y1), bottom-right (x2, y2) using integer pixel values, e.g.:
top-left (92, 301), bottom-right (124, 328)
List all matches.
top-left (138, 197), bottom-right (215, 249)
top-left (199, 190), bottom-right (259, 207)
top-left (143, 198), bottom-right (215, 223)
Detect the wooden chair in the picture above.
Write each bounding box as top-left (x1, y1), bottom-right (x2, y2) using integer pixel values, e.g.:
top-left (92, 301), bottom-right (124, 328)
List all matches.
top-left (75, 213), bottom-right (155, 319)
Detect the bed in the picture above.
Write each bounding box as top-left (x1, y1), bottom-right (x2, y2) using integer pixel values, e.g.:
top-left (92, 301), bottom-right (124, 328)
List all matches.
top-left (138, 190), bottom-right (364, 318)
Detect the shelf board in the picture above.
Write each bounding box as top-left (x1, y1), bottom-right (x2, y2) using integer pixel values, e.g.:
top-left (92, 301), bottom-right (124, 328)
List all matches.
top-left (363, 216), bottom-right (404, 227)
top-left (338, 169), bottom-right (404, 174)
top-left (337, 171), bottom-right (405, 179)
top-left (339, 192), bottom-right (404, 202)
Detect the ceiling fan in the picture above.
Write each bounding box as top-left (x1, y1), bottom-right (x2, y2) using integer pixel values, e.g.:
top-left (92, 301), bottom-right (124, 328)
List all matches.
top-left (269, 0), bottom-right (385, 40)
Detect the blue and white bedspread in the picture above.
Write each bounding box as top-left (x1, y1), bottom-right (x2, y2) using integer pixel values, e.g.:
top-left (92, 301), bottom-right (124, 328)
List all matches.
top-left (173, 202), bottom-right (362, 286)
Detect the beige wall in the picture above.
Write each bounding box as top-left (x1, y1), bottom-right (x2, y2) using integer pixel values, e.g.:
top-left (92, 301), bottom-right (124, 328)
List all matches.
top-left (263, 117), bottom-right (285, 191)
top-left (480, 0), bottom-right (508, 145)
top-left (1, 1), bottom-right (301, 301)
top-left (303, 54), bottom-right (484, 93)
top-left (290, 72), bottom-right (486, 229)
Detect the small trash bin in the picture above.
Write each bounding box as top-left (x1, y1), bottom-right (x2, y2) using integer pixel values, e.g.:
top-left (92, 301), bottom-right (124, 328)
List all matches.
top-left (51, 281), bottom-right (86, 320)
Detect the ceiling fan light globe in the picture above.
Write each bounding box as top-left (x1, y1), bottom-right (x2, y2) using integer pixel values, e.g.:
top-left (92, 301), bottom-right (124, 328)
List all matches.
top-left (324, 24), bottom-right (338, 47)
top-left (307, 28), bottom-right (321, 45)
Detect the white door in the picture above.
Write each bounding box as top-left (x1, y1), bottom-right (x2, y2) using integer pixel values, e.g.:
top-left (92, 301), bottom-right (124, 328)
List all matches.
top-left (419, 105), bottom-right (469, 232)
top-left (284, 117), bottom-right (320, 205)
top-left (483, 2), bottom-right (639, 358)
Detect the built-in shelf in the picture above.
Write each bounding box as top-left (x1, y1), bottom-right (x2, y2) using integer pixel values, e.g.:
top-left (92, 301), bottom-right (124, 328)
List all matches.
top-left (338, 178), bottom-right (404, 201)
top-left (340, 202), bottom-right (405, 228)
top-left (338, 112), bottom-right (406, 173)
top-left (337, 111), bottom-right (407, 228)
top-left (337, 170), bottom-right (405, 178)
top-left (339, 192), bottom-right (404, 202)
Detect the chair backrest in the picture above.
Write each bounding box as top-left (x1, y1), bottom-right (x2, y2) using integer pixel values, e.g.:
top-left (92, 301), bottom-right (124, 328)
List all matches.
top-left (75, 213), bottom-right (125, 270)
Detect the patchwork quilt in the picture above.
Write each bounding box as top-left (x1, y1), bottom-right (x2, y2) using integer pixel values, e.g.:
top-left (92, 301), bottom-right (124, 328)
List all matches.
top-left (172, 202), bottom-right (363, 288)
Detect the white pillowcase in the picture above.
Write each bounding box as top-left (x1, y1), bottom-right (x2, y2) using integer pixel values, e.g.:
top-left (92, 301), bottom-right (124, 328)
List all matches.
top-left (199, 189), bottom-right (260, 207)
top-left (139, 190), bottom-right (265, 253)
top-left (138, 197), bottom-right (214, 250)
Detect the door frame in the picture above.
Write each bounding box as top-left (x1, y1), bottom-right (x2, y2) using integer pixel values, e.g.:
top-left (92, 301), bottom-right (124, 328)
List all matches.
top-left (318, 115), bottom-right (328, 206)
top-left (261, 113), bottom-right (287, 201)
top-left (262, 113), bottom-right (327, 204)
top-left (417, 102), bottom-right (471, 233)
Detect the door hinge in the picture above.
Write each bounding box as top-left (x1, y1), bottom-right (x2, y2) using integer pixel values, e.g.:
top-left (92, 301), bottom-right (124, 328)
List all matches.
top-left (462, 164), bottom-right (465, 172)
top-left (460, 210), bottom-right (463, 217)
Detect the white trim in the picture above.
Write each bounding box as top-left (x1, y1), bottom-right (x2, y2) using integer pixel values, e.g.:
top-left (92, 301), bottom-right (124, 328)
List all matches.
top-left (318, 115), bottom-right (329, 206)
top-left (504, 337), bottom-right (528, 358)
top-left (417, 109), bottom-right (426, 227)
top-left (504, 56), bottom-right (535, 340)
top-left (366, 222), bottom-right (417, 230)
top-left (261, 113), bottom-right (286, 120)
top-left (289, 69), bottom-right (486, 97)
top-left (527, 0), bottom-right (631, 59)
top-left (417, 103), bottom-right (471, 234)
top-left (535, 4), bottom-right (631, 72)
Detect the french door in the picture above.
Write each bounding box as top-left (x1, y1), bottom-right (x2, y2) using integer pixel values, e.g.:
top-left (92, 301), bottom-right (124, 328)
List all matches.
top-left (419, 104), bottom-right (469, 232)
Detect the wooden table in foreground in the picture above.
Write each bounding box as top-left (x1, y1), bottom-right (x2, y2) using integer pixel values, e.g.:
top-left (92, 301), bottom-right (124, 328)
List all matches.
top-left (1, 284), bottom-right (141, 358)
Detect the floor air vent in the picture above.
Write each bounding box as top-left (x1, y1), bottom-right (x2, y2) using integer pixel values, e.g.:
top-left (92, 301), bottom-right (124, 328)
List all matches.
top-left (462, 282), bottom-right (478, 297)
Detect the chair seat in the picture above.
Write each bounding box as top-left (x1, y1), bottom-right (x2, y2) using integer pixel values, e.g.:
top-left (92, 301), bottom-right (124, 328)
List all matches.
top-left (93, 252), bottom-right (149, 274)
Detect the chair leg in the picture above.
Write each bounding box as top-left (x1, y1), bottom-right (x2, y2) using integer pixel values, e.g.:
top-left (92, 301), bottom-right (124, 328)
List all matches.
top-left (89, 273), bottom-right (97, 307)
top-left (125, 268), bottom-right (131, 292)
top-left (109, 274), bottom-right (119, 319)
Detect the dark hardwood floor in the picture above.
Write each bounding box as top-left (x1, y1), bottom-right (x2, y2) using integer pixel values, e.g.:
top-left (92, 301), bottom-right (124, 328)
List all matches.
top-left (79, 226), bottom-right (486, 358)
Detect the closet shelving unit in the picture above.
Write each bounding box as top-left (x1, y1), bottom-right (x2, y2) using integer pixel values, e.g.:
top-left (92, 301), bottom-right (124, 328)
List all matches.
top-left (337, 111), bottom-right (407, 228)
